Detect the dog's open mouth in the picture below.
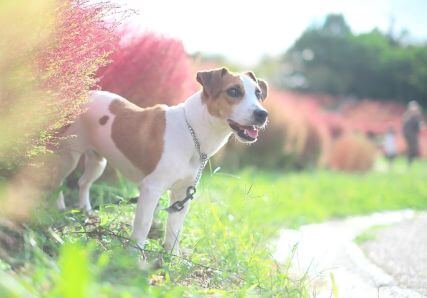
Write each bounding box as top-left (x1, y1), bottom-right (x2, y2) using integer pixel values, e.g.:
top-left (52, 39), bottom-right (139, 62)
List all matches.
top-left (227, 119), bottom-right (259, 142)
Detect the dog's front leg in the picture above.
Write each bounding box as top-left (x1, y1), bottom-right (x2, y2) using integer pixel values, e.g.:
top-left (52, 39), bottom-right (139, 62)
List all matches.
top-left (164, 186), bottom-right (190, 253)
top-left (131, 181), bottom-right (165, 249)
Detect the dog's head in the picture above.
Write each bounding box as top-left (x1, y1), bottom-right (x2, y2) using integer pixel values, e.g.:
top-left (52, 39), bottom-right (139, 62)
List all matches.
top-left (196, 67), bottom-right (268, 143)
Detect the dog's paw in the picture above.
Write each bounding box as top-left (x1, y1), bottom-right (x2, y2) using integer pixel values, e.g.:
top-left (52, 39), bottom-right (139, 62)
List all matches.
top-left (78, 204), bottom-right (94, 217)
top-left (163, 243), bottom-right (179, 255)
top-left (136, 251), bottom-right (150, 270)
top-left (134, 249), bottom-right (163, 270)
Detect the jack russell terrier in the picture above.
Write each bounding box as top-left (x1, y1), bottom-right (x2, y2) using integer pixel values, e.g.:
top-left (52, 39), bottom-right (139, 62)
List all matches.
top-left (55, 67), bottom-right (268, 252)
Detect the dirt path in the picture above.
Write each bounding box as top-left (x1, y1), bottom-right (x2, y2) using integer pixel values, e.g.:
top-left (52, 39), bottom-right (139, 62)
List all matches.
top-left (360, 213), bottom-right (427, 296)
top-left (273, 210), bottom-right (424, 297)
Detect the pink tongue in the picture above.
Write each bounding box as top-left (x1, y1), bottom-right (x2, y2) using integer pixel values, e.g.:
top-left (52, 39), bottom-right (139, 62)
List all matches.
top-left (245, 127), bottom-right (259, 138)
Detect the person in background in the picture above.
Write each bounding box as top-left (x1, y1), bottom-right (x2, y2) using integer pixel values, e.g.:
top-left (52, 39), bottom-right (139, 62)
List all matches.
top-left (402, 100), bottom-right (424, 166)
top-left (383, 126), bottom-right (397, 169)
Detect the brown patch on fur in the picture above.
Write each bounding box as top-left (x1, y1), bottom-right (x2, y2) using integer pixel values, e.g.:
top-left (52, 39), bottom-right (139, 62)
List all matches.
top-left (257, 79), bottom-right (268, 100)
top-left (245, 71), bottom-right (268, 101)
top-left (109, 99), bottom-right (166, 175)
top-left (196, 67), bottom-right (228, 99)
top-left (246, 71), bottom-right (257, 82)
top-left (196, 68), bottom-right (244, 118)
top-left (99, 115), bottom-right (109, 125)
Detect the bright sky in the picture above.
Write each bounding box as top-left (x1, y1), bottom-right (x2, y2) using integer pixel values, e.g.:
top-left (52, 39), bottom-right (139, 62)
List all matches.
top-left (115, 0), bottom-right (427, 66)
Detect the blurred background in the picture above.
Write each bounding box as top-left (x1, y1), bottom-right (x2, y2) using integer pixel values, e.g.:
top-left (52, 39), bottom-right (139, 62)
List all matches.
top-left (105, 0), bottom-right (427, 173)
top-left (1, 0), bottom-right (427, 296)
top-left (1, 0), bottom-right (427, 177)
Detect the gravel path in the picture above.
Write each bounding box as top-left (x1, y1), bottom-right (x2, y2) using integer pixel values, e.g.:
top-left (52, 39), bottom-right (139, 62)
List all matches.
top-left (360, 213), bottom-right (427, 296)
top-left (273, 210), bottom-right (424, 297)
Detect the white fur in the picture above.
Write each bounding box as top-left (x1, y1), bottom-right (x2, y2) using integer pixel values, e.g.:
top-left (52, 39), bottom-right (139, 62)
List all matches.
top-left (56, 74), bottom-right (266, 253)
top-left (231, 75), bottom-right (266, 126)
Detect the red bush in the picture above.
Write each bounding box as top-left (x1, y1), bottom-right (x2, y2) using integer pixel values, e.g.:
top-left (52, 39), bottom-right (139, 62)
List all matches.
top-left (329, 134), bottom-right (377, 172)
top-left (270, 90), bottom-right (327, 167)
top-left (341, 100), bottom-right (404, 134)
top-left (38, 0), bottom-right (122, 128)
top-left (0, 0), bottom-right (123, 174)
top-left (97, 31), bottom-right (195, 107)
top-left (215, 88), bottom-right (422, 171)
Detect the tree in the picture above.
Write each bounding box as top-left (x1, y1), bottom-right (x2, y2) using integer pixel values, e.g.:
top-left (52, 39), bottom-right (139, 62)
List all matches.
top-left (280, 14), bottom-right (427, 106)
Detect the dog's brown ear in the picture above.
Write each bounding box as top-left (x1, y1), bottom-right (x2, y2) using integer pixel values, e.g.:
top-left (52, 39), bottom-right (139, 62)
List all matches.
top-left (196, 67), bottom-right (229, 98)
top-left (246, 71), bottom-right (257, 82)
top-left (257, 79), bottom-right (268, 101)
top-left (246, 71), bottom-right (268, 101)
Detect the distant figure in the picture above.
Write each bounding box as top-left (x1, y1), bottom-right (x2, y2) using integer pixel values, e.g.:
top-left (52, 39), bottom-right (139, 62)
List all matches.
top-left (383, 126), bottom-right (397, 168)
top-left (402, 101), bottom-right (424, 165)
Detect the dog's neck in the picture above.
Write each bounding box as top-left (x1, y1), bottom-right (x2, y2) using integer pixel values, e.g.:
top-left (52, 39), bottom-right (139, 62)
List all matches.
top-left (182, 91), bottom-right (232, 158)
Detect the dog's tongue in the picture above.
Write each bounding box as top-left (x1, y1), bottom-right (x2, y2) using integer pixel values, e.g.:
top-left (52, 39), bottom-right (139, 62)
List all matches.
top-left (245, 127), bottom-right (259, 139)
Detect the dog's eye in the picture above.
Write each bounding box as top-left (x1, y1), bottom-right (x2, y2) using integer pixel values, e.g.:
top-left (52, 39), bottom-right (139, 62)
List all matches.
top-left (255, 89), bottom-right (262, 100)
top-left (227, 87), bottom-right (241, 98)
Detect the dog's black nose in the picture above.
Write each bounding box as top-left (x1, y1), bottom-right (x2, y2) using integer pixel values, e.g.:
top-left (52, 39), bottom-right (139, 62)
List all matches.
top-left (253, 109), bottom-right (268, 123)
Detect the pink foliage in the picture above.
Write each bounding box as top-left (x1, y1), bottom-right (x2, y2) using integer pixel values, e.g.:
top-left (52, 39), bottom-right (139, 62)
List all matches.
top-left (37, 0), bottom-right (122, 128)
top-left (97, 31), bottom-right (194, 107)
top-left (260, 89), bottom-right (427, 170)
top-left (0, 0), bottom-right (123, 172)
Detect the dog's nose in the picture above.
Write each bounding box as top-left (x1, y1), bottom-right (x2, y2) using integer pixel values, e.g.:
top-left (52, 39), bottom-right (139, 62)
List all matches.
top-left (253, 109), bottom-right (268, 123)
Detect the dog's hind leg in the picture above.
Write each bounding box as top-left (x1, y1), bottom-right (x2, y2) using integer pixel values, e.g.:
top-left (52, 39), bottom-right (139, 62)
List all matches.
top-left (78, 150), bottom-right (107, 213)
top-left (55, 150), bottom-right (81, 210)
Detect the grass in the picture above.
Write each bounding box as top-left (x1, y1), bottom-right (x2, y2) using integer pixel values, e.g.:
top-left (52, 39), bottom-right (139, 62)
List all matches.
top-left (1, 158), bottom-right (427, 297)
top-left (354, 225), bottom-right (389, 245)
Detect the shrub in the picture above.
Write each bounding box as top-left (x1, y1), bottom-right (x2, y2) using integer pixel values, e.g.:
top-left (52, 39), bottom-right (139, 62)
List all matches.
top-left (97, 32), bottom-right (195, 107)
top-left (0, 0), bottom-right (54, 175)
top-left (328, 134), bottom-right (377, 172)
top-left (0, 0), bottom-right (122, 175)
top-left (0, 0), bottom-right (125, 221)
top-left (38, 0), bottom-right (122, 129)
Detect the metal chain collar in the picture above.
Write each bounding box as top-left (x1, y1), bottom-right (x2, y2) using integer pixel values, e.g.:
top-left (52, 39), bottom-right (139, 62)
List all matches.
top-left (164, 110), bottom-right (208, 213)
top-left (185, 116), bottom-right (208, 184)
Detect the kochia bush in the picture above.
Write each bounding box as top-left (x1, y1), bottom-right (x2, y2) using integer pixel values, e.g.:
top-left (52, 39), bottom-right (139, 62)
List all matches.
top-left (97, 31), bottom-right (195, 108)
top-left (0, 0), bottom-right (121, 175)
top-left (329, 134), bottom-right (377, 172)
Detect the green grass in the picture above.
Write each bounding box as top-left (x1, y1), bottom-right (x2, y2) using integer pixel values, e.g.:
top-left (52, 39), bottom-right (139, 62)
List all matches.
top-left (353, 225), bottom-right (389, 245)
top-left (1, 158), bottom-right (427, 297)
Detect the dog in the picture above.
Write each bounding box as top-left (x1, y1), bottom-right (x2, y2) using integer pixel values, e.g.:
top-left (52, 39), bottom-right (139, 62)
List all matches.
top-left (55, 67), bottom-right (268, 252)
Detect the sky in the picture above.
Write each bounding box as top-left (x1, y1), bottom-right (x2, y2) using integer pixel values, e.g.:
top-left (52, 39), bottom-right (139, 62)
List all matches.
top-left (115, 0), bottom-right (427, 66)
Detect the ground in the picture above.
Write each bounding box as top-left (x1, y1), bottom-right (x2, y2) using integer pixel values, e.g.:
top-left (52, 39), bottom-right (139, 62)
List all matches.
top-left (0, 158), bottom-right (426, 297)
top-left (360, 213), bottom-right (427, 296)
top-left (274, 210), bottom-right (425, 297)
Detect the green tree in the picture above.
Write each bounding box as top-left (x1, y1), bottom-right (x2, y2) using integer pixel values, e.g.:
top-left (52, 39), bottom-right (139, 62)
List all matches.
top-left (280, 14), bottom-right (427, 106)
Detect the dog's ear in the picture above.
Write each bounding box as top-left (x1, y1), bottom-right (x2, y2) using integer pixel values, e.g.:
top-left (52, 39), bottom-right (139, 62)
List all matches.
top-left (196, 67), bottom-right (229, 98)
top-left (246, 71), bottom-right (268, 101)
top-left (257, 79), bottom-right (268, 101)
top-left (246, 71), bottom-right (257, 82)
